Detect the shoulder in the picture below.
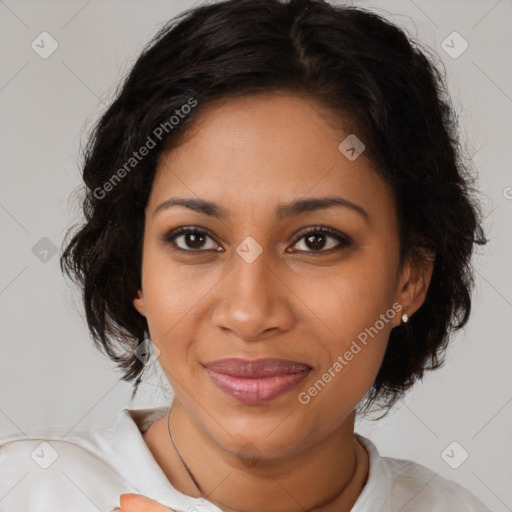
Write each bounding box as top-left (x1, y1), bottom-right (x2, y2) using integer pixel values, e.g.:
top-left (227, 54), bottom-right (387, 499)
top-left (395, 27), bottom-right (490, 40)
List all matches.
top-left (355, 434), bottom-right (492, 512)
top-left (386, 457), bottom-right (491, 511)
top-left (0, 424), bottom-right (133, 512)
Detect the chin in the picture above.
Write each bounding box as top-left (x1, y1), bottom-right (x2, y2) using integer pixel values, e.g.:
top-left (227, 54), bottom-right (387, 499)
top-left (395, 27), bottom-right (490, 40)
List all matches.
top-left (203, 406), bottom-right (318, 458)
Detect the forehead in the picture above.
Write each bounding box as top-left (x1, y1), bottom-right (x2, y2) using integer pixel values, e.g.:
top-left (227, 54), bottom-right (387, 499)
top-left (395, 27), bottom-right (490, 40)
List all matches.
top-left (149, 93), bottom-right (394, 219)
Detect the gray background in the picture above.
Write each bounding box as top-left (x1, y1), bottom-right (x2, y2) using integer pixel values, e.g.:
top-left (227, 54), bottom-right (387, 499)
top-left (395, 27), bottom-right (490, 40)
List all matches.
top-left (0, 0), bottom-right (510, 510)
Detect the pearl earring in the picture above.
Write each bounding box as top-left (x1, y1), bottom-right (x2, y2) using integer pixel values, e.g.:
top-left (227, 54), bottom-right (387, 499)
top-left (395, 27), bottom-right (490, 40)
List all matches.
top-left (401, 307), bottom-right (409, 324)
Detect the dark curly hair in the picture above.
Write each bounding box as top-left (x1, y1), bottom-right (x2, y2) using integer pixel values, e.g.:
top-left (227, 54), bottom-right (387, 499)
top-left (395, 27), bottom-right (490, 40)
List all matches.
top-left (60, 0), bottom-right (486, 418)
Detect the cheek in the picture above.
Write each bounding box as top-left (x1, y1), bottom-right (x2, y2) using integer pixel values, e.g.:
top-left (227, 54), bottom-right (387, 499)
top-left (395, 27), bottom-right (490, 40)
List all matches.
top-left (298, 308), bottom-right (395, 424)
top-left (141, 235), bottom-right (203, 312)
top-left (139, 246), bottom-right (195, 347)
top-left (139, 244), bottom-right (226, 375)
top-left (299, 253), bottom-right (398, 341)
top-left (295, 250), bottom-right (397, 399)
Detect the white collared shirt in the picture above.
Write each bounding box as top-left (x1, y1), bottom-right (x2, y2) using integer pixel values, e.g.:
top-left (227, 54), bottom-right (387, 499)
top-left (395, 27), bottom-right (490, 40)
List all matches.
top-left (0, 406), bottom-right (491, 511)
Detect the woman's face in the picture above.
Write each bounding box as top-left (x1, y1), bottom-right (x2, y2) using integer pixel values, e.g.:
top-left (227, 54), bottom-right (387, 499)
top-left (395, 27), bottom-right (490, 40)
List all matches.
top-left (133, 93), bottom-right (426, 457)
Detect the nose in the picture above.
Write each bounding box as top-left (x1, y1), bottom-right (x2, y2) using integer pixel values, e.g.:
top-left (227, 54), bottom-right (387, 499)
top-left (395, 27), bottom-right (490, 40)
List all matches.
top-left (211, 246), bottom-right (295, 342)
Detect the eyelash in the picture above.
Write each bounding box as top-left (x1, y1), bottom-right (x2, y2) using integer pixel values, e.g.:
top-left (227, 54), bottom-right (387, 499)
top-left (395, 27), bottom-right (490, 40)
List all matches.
top-left (162, 225), bottom-right (352, 255)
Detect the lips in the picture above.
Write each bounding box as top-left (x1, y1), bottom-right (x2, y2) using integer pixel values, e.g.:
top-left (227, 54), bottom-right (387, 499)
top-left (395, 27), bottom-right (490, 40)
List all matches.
top-left (204, 358), bottom-right (311, 404)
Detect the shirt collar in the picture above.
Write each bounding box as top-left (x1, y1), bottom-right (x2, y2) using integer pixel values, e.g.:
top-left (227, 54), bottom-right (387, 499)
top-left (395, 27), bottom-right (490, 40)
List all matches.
top-left (107, 405), bottom-right (224, 512)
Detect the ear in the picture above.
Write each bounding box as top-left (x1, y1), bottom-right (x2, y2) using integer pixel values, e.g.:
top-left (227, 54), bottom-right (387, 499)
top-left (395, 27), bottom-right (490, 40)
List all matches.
top-left (133, 289), bottom-right (146, 317)
top-left (394, 250), bottom-right (435, 326)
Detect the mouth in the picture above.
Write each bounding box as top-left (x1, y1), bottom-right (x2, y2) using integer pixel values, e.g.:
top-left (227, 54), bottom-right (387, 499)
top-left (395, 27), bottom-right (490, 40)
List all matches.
top-left (203, 357), bottom-right (312, 405)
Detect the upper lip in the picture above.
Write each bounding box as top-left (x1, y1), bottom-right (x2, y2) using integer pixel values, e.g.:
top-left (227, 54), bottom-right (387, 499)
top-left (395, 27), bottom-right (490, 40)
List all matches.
top-left (203, 358), bottom-right (312, 378)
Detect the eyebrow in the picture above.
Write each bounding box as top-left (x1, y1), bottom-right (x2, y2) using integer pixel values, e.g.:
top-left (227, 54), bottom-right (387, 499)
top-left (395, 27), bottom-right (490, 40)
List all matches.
top-left (152, 196), bottom-right (369, 223)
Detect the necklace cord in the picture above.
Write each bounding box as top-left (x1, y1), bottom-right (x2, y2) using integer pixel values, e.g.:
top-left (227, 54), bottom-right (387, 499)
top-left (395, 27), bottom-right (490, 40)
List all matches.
top-left (167, 406), bottom-right (204, 495)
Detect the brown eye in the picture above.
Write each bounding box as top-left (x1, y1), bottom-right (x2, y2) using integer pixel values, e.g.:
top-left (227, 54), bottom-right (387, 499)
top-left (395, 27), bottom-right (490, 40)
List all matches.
top-left (290, 226), bottom-right (352, 253)
top-left (164, 227), bottom-right (221, 251)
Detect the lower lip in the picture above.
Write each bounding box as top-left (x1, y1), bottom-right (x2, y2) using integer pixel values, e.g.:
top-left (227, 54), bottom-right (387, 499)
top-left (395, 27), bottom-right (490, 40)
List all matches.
top-left (205, 368), bottom-right (310, 405)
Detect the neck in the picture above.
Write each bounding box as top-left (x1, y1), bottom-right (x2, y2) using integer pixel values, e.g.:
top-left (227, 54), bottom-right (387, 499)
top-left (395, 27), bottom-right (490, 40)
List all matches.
top-left (143, 401), bottom-right (369, 512)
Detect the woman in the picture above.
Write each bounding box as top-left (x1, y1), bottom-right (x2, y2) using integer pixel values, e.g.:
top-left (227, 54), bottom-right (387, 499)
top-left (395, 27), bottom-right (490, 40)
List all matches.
top-left (0, 0), bottom-right (490, 511)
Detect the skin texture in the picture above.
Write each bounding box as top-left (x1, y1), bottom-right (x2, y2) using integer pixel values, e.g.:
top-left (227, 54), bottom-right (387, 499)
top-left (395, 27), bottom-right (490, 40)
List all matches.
top-left (118, 494), bottom-right (174, 511)
top-left (129, 93), bottom-right (433, 512)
